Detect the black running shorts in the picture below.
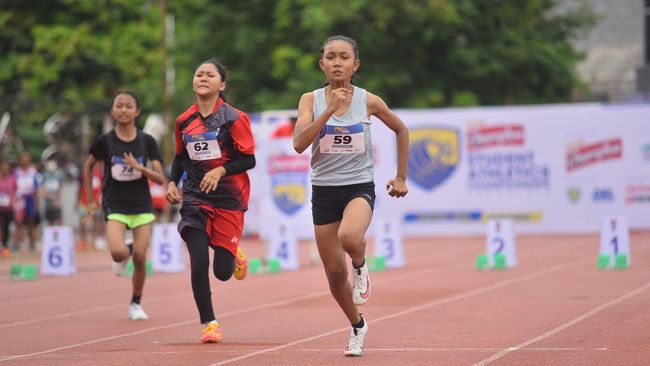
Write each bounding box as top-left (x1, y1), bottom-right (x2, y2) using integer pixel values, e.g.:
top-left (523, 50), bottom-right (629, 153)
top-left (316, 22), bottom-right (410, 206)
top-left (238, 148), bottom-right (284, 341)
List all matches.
top-left (311, 182), bottom-right (375, 225)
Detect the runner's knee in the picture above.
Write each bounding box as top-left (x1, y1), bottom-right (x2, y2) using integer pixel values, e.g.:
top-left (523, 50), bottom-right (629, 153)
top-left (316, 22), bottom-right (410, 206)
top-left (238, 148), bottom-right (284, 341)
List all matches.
top-left (132, 251), bottom-right (147, 267)
top-left (324, 266), bottom-right (347, 288)
top-left (338, 230), bottom-right (364, 250)
top-left (213, 246), bottom-right (234, 281)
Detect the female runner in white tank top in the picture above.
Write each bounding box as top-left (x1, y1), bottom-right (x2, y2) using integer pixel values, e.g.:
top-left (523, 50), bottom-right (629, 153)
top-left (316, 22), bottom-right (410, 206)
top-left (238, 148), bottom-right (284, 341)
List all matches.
top-left (293, 35), bottom-right (409, 357)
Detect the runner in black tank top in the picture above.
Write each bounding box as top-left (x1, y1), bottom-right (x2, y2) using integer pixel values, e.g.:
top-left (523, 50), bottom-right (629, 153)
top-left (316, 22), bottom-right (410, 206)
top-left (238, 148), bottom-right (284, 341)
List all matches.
top-left (83, 91), bottom-right (165, 321)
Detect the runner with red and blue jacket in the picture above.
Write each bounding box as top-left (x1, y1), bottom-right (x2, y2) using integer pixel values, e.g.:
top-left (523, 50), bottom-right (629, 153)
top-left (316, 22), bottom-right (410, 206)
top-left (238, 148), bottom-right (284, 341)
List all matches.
top-left (165, 58), bottom-right (256, 344)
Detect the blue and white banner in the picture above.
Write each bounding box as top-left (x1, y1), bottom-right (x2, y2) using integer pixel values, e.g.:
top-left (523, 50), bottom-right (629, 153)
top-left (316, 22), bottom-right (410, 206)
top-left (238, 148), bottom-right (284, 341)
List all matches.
top-left (249, 103), bottom-right (650, 236)
top-left (251, 111), bottom-right (314, 240)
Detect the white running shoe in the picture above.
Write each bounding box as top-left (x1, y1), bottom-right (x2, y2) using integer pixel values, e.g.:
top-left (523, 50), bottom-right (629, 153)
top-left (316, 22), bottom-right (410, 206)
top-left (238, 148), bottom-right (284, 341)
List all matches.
top-left (112, 257), bottom-right (130, 277)
top-left (128, 303), bottom-right (149, 320)
top-left (344, 315), bottom-right (368, 357)
top-left (112, 241), bottom-right (133, 277)
top-left (352, 261), bottom-right (371, 305)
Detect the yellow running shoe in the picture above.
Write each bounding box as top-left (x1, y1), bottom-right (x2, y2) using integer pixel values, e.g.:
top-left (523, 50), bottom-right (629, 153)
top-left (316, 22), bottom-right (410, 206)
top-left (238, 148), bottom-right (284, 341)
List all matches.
top-left (201, 321), bottom-right (223, 343)
top-left (233, 247), bottom-right (248, 280)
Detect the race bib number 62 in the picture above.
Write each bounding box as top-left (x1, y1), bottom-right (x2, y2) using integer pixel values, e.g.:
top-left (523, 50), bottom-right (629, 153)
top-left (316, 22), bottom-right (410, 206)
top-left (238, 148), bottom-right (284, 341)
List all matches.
top-left (185, 131), bottom-right (221, 160)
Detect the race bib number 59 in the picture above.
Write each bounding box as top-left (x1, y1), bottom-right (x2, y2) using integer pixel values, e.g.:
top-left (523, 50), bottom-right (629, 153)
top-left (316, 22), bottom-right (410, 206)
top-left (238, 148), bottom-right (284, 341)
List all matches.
top-left (319, 123), bottom-right (365, 154)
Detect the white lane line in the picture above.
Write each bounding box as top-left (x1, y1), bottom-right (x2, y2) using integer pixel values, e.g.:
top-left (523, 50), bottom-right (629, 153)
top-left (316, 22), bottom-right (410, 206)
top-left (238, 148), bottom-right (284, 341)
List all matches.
top-left (0, 266), bottom-right (329, 328)
top-left (0, 291), bottom-right (325, 363)
top-left (208, 258), bottom-right (589, 366)
top-left (2, 287), bottom-right (115, 307)
top-left (0, 266), bottom-right (444, 362)
top-left (1, 303), bottom-right (129, 329)
top-left (0, 291), bottom-right (191, 329)
top-left (301, 347), bottom-right (608, 352)
top-left (1, 274), bottom-right (188, 307)
top-left (0, 265), bottom-right (429, 329)
top-left (472, 281), bottom-right (650, 366)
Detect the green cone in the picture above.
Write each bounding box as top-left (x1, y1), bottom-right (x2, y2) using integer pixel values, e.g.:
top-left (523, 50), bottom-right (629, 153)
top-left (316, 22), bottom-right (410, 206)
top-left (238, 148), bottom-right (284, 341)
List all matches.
top-left (267, 258), bottom-right (282, 273)
top-left (493, 253), bottom-right (506, 270)
top-left (475, 254), bottom-right (489, 270)
top-left (597, 254), bottom-right (610, 270)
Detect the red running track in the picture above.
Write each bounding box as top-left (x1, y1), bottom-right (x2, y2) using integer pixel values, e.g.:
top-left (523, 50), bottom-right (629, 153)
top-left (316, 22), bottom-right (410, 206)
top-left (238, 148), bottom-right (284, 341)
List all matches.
top-left (1, 232), bottom-right (649, 365)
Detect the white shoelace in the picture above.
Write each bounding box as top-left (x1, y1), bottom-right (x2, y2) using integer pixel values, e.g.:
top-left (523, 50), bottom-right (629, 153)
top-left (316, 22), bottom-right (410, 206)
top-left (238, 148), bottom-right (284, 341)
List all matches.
top-left (353, 268), bottom-right (367, 290)
top-left (353, 269), bottom-right (361, 287)
top-left (347, 327), bottom-right (364, 350)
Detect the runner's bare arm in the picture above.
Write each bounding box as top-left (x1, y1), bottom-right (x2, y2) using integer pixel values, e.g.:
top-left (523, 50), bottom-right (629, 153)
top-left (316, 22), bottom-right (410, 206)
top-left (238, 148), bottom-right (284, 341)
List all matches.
top-left (367, 92), bottom-right (409, 197)
top-left (293, 89), bottom-right (350, 154)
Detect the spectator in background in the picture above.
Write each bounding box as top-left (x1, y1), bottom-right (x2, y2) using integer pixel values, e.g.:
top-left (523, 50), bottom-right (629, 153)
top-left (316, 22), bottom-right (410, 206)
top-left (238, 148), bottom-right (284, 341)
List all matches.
top-left (0, 160), bottom-right (17, 258)
top-left (41, 159), bottom-right (65, 225)
top-left (149, 179), bottom-right (171, 222)
top-left (78, 163), bottom-right (104, 250)
top-left (270, 116), bottom-right (298, 138)
top-left (13, 153), bottom-right (41, 252)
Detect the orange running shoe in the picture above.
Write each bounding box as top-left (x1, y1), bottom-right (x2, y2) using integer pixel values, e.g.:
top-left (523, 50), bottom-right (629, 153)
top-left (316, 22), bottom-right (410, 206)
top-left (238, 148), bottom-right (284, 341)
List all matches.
top-left (201, 321), bottom-right (223, 343)
top-left (1, 248), bottom-right (10, 258)
top-left (233, 247), bottom-right (248, 280)
top-left (77, 240), bottom-right (87, 251)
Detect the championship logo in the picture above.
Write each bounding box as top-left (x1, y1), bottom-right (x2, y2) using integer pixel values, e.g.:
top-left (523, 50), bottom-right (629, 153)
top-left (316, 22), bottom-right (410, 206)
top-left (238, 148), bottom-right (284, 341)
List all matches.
top-left (567, 187), bottom-right (581, 203)
top-left (269, 154), bottom-right (310, 216)
top-left (408, 127), bottom-right (460, 191)
top-left (272, 175), bottom-right (307, 216)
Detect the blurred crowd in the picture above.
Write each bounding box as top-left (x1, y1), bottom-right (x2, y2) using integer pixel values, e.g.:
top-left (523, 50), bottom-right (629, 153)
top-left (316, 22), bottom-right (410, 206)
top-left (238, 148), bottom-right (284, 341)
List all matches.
top-left (0, 152), bottom-right (176, 258)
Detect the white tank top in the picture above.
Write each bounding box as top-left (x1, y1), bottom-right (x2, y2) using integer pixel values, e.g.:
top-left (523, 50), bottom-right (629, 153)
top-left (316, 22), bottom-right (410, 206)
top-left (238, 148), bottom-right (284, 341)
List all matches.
top-left (310, 86), bottom-right (374, 186)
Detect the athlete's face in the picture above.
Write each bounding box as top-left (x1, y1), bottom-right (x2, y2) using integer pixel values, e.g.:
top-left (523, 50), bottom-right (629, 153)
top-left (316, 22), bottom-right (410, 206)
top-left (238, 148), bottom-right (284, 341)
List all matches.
top-left (111, 94), bottom-right (140, 126)
top-left (193, 63), bottom-right (226, 97)
top-left (0, 163), bottom-right (9, 175)
top-left (319, 40), bottom-right (359, 83)
top-left (18, 154), bottom-right (31, 169)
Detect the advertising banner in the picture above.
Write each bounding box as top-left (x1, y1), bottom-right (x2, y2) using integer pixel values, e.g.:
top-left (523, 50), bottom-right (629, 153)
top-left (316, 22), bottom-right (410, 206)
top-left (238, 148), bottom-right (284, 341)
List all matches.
top-left (249, 103), bottom-right (650, 236)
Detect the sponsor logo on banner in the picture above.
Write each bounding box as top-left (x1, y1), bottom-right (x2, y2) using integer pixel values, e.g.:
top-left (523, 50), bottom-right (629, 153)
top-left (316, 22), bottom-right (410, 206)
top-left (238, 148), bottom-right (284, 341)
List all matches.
top-left (269, 154), bottom-right (310, 216)
top-left (268, 155), bottom-right (310, 174)
top-left (403, 211), bottom-right (542, 223)
top-left (467, 124), bottom-right (549, 190)
top-left (468, 151), bottom-right (550, 189)
top-left (566, 138), bottom-right (622, 172)
top-left (567, 187), bottom-right (581, 203)
top-left (626, 184), bottom-right (650, 204)
top-left (404, 211), bottom-right (482, 222)
top-left (483, 211), bottom-right (543, 222)
top-left (593, 188), bottom-right (614, 202)
top-left (407, 127), bottom-right (460, 191)
top-left (467, 124), bottom-right (524, 151)
top-left (643, 143), bottom-right (650, 162)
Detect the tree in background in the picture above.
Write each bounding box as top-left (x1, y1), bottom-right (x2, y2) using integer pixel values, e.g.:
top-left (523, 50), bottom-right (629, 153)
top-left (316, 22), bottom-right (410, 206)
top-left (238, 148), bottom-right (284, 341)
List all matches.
top-left (0, 0), bottom-right (595, 158)
top-left (169, 0), bottom-right (595, 111)
top-left (444, 0), bottom-right (597, 106)
top-left (0, 0), bottom-right (162, 159)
